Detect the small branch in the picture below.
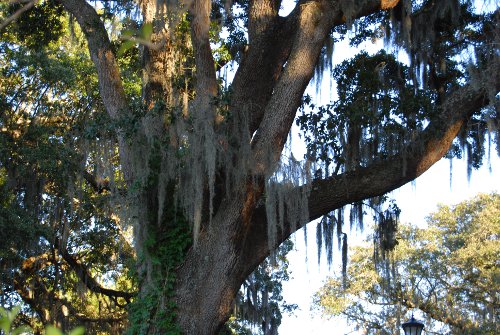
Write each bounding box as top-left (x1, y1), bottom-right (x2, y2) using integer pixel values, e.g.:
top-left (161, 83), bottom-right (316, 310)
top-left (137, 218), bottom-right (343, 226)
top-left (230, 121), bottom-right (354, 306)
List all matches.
top-left (82, 170), bottom-right (110, 193)
top-left (0, 0), bottom-right (37, 31)
top-left (57, 244), bottom-right (136, 302)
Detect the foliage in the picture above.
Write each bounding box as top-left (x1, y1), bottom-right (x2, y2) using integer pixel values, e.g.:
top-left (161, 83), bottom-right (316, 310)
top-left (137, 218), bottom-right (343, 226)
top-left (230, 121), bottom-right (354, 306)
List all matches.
top-left (0, 306), bottom-right (31, 335)
top-left (44, 325), bottom-right (84, 335)
top-left (298, 1), bottom-right (499, 266)
top-left (0, 0), bottom-right (499, 333)
top-left (314, 193), bottom-right (500, 335)
top-left (0, 305), bottom-right (84, 335)
top-left (127, 215), bottom-right (192, 335)
top-left (299, 51), bottom-right (435, 177)
top-left (0, 4), bottom-right (134, 334)
top-left (301, 50), bottom-right (423, 268)
top-left (223, 240), bottom-right (297, 335)
top-left (3, 0), bottom-right (65, 50)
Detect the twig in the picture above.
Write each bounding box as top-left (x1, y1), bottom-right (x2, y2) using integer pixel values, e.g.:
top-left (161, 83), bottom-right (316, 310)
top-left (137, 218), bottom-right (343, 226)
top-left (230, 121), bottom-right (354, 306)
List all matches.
top-left (0, 0), bottom-right (37, 31)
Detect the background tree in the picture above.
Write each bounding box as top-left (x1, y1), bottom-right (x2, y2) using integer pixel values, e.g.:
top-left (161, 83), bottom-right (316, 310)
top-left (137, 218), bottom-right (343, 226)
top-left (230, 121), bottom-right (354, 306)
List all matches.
top-left (0, 13), bottom-right (292, 328)
top-left (222, 240), bottom-right (297, 335)
top-left (314, 193), bottom-right (500, 335)
top-left (0, 0), bottom-right (498, 334)
top-left (0, 4), bottom-right (136, 333)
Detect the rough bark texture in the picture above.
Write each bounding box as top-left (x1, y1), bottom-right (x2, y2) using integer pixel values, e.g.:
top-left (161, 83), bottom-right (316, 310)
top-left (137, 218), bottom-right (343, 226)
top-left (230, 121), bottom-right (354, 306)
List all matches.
top-left (58, 0), bottom-right (499, 333)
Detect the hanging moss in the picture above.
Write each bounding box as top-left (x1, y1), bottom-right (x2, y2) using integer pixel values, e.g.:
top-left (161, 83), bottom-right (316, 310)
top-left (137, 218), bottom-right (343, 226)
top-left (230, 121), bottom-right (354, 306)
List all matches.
top-left (265, 152), bottom-right (312, 258)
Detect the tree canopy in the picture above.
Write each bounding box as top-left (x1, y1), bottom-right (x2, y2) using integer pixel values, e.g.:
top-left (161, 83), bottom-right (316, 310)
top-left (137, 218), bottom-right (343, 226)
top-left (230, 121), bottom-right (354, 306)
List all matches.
top-left (0, 0), bottom-right (498, 334)
top-left (314, 193), bottom-right (500, 335)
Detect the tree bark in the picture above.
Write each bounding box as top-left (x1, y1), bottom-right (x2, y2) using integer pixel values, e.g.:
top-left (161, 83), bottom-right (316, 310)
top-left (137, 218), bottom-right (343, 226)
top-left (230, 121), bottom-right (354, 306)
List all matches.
top-left (57, 0), bottom-right (500, 333)
top-left (173, 59), bottom-right (498, 333)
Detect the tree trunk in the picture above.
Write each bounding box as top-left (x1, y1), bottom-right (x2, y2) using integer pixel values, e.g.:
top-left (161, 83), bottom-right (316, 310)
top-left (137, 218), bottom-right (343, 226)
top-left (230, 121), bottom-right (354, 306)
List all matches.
top-left (58, 0), bottom-right (499, 333)
top-left (172, 69), bottom-right (497, 333)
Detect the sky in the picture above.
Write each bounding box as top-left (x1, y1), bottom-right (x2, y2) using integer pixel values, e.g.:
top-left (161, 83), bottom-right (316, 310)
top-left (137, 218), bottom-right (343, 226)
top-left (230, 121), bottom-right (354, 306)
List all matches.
top-left (274, 2), bottom-right (499, 332)
top-left (279, 154), bottom-right (499, 335)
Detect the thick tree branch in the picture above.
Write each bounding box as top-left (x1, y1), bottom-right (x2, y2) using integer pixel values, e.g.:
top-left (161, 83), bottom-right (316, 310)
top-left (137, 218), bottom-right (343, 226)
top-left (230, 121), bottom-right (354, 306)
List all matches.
top-left (232, 0), bottom-right (402, 136)
top-left (230, 17), bottom-right (294, 133)
top-left (230, 0), bottom-right (292, 133)
top-left (59, 0), bottom-right (141, 183)
top-left (190, 0), bottom-right (218, 105)
top-left (221, 0), bottom-right (407, 294)
top-left (249, 0), bottom-right (405, 173)
top-left (248, 0), bottom-right (281, 42)
top-left (59, 0), bottom-right (128, 121)
top-left (251, 0), bottom-right (334, 174)
top-left (244, 59), bottom-right (499, 273)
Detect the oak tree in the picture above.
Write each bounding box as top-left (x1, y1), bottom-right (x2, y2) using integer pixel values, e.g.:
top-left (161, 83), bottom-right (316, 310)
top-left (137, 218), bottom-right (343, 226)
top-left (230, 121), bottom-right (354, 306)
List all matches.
top-left (314, 193), bottom-right (500, 335)
top-left (0, 0), bottom-right (498, 334)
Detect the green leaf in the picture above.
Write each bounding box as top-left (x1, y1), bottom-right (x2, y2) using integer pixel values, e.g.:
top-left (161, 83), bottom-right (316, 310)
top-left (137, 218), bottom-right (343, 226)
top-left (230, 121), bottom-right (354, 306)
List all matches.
top-left (67, 326), bottom-right (85, 335)
top-left (121, 29), bottom-right (134, 37)
top-left (45, 325), bottom-right (63, 335)
top-left (117, 40), bottom-right (136, 56)
top-left (0, 318), bottom-right (11, 334)
top-left (141, 23), bottom-right (153, 40)
top-left (12, 325), bottom-right (32, 335)
top-left (0, 307), bottom-right (12, 333)
top-left (8, 306), bottom-right (21, 322)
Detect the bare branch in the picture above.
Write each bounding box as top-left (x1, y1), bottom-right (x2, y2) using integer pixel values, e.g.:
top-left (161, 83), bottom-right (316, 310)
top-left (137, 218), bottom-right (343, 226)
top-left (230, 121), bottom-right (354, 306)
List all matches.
top-left (57, 245), bottom-right (136, 301)
top-left (0, 0), bottom-right (37, 31)
top-left (248, 0), bottom-right (404, 173)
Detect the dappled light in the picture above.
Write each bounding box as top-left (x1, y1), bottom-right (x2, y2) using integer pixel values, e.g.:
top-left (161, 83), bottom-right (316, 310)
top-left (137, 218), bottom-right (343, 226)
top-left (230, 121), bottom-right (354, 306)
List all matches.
top-left (0, 0), bottom-right (498, 334)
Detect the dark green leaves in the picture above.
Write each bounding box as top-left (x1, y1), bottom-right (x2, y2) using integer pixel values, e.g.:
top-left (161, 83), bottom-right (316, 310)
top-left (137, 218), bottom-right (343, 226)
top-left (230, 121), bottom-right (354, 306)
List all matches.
top-left (297, 51), bottom-right (435, 177)
top-left (117, 22), bottom-right (154, 56)
top-left (5, 0), bottom-right (65, 50)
